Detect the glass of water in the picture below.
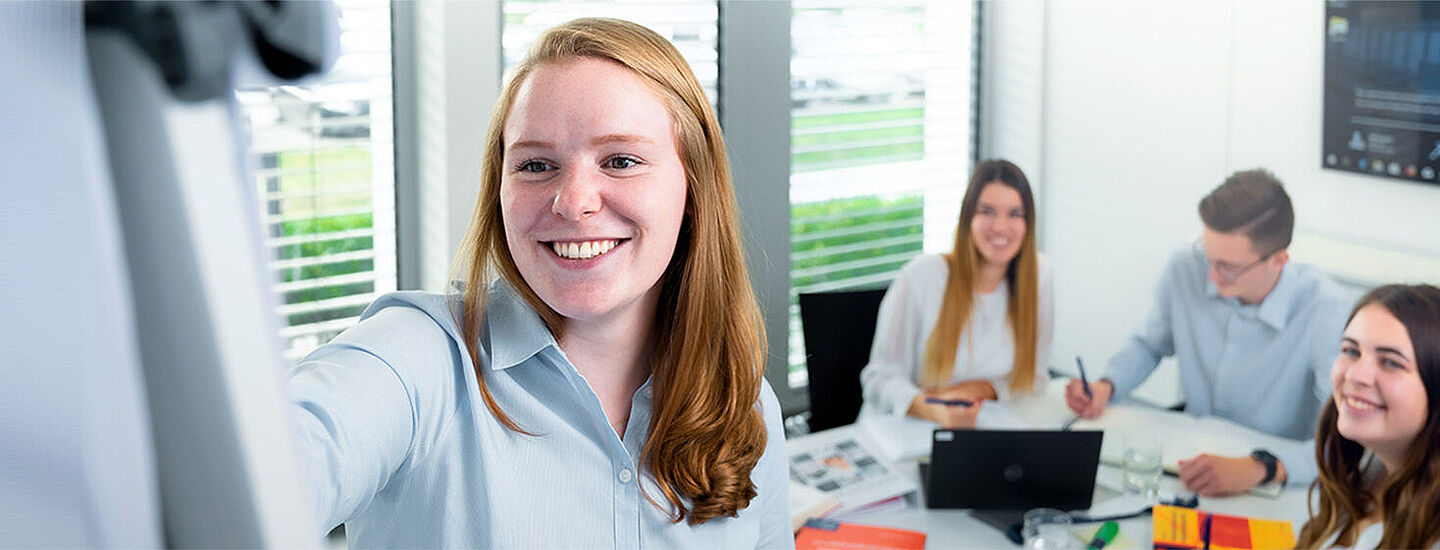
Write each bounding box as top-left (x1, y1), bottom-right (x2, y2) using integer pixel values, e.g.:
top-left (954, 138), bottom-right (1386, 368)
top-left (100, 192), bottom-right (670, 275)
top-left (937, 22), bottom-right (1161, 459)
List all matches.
top-left (1122, 433), bottom-right (1163, 499)
top-left (1022, 508), bottom-right (1079, 550)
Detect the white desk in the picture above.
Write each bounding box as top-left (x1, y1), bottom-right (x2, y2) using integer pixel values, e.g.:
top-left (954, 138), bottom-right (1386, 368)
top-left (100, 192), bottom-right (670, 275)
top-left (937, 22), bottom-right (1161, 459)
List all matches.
top-left (817, 462), bottom-right (1311, 548)
top-left (789, 388), bottom-right (1314, 548)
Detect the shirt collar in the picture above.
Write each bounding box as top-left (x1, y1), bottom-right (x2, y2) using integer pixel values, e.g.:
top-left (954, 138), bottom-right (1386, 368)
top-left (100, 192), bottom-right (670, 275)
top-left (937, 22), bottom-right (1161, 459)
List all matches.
top-left (1202, 260), bottom-right (1296, 331)
top-left (483, 279), bottom-right (559, 371)
top-left (1255, 265), bottom-right (1298, 331)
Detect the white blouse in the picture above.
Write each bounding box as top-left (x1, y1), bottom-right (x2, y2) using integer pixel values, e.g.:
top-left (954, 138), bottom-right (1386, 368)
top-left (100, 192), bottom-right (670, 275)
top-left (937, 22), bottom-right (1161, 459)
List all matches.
top-left (859, 253), bottom-right (1054, 416)
top-left (1329, 523), bottom-right (1383, 549)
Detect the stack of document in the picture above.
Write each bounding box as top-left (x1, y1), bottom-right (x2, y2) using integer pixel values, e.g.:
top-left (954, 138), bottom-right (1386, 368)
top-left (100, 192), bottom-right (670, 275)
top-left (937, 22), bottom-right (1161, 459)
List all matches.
top-left (854, 413), bottom-right (934, 463)
top-left (853, 400), bottom-right (1045, 463)
top-left (788, 483), bottom-right (840, 532)
top-left (787, 425), bottom-right (919, 520)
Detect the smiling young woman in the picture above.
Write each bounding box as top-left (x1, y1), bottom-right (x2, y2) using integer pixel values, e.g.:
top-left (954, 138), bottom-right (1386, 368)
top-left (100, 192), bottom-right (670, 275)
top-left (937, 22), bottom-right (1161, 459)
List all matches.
top-left (458, 18), bottom-right (776, 530)
top-left (858, 159), bottom-right (1053, 430)
top-left (1297, 284), bottom-right (1440, 549)
top-left (287, 18), bottom-right (787, 548)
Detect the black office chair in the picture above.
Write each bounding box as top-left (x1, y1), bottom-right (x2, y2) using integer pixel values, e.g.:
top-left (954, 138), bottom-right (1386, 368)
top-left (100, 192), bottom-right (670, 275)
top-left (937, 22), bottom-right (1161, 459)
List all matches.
top-left (797, 285), bottom-right (889, 433)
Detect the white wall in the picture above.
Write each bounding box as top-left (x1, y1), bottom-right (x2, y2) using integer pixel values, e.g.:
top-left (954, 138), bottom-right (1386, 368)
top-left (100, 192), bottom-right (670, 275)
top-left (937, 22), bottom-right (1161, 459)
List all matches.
top-left (987, 0), bottom-right (1440, 405)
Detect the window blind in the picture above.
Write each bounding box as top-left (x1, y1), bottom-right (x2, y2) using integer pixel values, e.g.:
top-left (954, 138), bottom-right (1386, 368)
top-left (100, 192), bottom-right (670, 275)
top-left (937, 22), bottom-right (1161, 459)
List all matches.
top-left (235, 0), bottom-right (396, 362)
top-left (789, 0), bottom-right (977, 387)
top-left (502, 0), bottom-right (718, 106)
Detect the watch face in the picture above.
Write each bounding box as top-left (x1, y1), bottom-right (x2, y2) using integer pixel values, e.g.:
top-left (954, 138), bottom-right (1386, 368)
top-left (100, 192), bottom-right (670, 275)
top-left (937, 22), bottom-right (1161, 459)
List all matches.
top-left (1252, 450), bottom-right (1278, 483)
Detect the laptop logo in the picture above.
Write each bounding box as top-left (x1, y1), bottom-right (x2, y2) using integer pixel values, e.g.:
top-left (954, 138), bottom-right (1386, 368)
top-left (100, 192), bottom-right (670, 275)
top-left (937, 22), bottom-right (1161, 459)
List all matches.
top-left (935, 431), bottom-right (954, 442)
top-left (1003, 464), bottom-right (1024, 482)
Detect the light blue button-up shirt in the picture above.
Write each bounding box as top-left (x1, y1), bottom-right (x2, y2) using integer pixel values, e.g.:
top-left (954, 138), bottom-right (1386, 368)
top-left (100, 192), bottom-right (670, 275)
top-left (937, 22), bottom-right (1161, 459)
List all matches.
top-left (288, 282), bottom-right (792, 548)
top-left (1103, 248), bottom-right (1353, 485)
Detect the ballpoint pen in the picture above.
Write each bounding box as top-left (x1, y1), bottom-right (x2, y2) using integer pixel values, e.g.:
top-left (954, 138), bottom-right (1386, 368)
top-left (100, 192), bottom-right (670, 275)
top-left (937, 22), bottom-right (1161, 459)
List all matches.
top-left (924, 397), bottom-right (975, 407)
top-left (1076, 356), bottom-right (1093, 398)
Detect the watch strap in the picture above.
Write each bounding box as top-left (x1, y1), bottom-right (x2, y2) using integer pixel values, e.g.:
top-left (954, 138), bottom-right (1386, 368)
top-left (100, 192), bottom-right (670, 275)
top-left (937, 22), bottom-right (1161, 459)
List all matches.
top-left (1251, 449), bottom-right (1278, 485)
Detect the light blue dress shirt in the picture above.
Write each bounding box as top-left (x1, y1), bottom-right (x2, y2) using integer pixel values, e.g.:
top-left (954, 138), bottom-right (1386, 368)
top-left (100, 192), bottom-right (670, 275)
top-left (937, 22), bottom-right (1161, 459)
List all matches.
top-left (288, 282), bottom-right (792, 548)
top-left (1103, 248), bottom-right (1353, 485)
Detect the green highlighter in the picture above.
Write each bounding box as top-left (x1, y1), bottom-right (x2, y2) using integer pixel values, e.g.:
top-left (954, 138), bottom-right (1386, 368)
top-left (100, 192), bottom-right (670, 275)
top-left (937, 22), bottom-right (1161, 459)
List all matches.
top-left (1087, 521), bottom-right (1119, 550)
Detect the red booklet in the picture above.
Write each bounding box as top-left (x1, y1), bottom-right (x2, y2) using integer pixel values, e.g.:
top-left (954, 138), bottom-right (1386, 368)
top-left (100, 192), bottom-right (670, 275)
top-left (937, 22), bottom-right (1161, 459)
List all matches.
top-left (795, 518), bottom-right (926, 550)
top-left (1152, 504), bottom-right (1295, 549)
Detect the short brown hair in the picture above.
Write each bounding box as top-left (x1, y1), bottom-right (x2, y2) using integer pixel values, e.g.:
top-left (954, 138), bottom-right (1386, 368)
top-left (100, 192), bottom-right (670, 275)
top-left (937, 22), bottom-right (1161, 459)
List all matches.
top-left (1197, 168), bottom-right (1294, 256)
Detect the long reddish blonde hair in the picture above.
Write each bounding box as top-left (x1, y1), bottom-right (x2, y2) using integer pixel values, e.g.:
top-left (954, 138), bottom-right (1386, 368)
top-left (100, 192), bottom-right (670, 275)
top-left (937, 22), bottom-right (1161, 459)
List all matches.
top-left (921, 159), bottom-right (1040, 394)
top-left (448, 18), bottom-right (767, 525)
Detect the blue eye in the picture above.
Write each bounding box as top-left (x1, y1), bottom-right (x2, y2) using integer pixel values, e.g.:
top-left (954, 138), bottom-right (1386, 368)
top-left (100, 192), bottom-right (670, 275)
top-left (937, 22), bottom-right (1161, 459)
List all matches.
top-left (517, 160), bottom-right (552, 173)
top-left (1382, 358), bottom-right (1405, 370)
top-left (605, 156), bottom-right (640, 170)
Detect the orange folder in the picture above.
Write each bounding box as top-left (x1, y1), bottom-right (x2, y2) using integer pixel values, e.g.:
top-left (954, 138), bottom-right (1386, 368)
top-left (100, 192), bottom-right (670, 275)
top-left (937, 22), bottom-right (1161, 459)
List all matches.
top-left (795, 518), bottom-right (926, 550)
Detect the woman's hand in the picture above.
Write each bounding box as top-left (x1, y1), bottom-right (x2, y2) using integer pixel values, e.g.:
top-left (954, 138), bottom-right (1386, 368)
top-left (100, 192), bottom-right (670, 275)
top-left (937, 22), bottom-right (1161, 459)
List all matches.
top-left (907, 381), bottom-right (994, 428)
top-left (908, 394), bottom-right (982, 428)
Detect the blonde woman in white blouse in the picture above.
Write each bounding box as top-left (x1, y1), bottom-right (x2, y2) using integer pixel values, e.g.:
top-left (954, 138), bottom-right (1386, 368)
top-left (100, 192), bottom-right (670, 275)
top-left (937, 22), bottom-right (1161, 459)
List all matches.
top-left (859, 159), bottom-right (1053, 428)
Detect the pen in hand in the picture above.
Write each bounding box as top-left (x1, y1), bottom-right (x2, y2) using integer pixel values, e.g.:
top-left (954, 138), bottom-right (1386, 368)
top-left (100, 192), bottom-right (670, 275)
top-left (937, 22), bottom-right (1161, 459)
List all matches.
top-left (1076, 356), bottom-right (1093, 398)
top-left (924, 397), bottom-right (975, 407)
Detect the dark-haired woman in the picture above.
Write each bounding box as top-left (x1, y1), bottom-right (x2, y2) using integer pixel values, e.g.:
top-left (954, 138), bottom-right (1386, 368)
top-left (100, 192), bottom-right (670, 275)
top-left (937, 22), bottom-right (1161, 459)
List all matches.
top-left (1296, 284), bottom-right (1440, 549)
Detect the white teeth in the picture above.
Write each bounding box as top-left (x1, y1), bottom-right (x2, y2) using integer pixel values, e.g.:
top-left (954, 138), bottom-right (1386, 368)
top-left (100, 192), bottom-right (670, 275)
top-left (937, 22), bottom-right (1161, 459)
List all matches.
top-left (552, 239), bottom-right (617, 260)
top-left (1346, 396), bottom-right (1380, 411)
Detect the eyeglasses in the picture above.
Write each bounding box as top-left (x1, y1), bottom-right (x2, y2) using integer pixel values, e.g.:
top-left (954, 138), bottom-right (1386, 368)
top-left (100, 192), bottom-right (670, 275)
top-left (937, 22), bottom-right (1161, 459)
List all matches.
top-left (1192, 240), bottom-right (1273, 284)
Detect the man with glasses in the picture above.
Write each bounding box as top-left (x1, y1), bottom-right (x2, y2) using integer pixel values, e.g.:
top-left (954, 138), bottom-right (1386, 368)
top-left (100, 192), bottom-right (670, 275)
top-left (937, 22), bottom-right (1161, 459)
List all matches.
top-left (1065, 169), bottom-right (1351, 496)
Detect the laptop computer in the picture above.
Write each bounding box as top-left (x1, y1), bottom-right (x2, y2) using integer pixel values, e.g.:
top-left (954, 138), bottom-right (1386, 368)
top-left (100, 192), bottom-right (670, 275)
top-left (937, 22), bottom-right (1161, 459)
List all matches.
top-left (923, 429), bottom-right (1104, 510)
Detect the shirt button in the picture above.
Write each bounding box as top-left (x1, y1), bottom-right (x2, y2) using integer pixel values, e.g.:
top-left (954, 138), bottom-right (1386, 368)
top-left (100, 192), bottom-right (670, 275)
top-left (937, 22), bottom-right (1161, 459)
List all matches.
top-left (642, 387), bottom-right (653, 399)
top-left (619, 468), bottom-right (634, 483)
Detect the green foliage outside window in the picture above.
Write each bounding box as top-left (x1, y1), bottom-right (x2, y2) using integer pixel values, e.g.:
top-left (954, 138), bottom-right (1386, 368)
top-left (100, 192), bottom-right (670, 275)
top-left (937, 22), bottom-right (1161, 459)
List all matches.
top-left (266, 147), bottom-right (377, 326)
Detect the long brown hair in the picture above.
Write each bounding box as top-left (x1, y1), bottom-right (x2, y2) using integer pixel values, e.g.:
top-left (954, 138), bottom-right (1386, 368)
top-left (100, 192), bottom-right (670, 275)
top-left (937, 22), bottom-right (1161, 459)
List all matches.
top-left (1297, 284), bottom-right (1440, 548)
top-left (921, 159), bottom-right (1040, 393)
top-left (449, 18), bottom-right (767, 525)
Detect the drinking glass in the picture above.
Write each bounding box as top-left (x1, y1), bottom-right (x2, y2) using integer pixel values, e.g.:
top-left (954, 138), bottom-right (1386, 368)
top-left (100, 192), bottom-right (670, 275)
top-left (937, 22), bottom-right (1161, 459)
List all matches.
top-left (1122, 433), bottom-right (1163, 499)
top-left (1022, 508), bottom-right (1079, 550)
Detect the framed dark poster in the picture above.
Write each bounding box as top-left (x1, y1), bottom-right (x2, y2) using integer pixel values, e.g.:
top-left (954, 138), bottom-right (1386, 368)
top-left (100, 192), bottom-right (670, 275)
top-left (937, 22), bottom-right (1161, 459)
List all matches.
top-left (1323, 1), bottom-right (1440, 185)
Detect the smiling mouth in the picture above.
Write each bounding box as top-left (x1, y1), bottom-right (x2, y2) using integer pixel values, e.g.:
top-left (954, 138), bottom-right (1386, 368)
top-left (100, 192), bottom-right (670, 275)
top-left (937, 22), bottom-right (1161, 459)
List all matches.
top-left (548, 239), bottom-right (623, 260)
top-left (1342, 394), bottom-right (1385, 412)
top-left (987, 237), bottom-right (1013, 248)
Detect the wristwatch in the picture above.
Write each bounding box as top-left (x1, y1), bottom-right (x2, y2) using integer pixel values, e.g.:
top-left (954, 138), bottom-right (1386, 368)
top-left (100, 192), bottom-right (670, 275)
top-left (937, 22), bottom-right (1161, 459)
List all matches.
top-left (1251, 449), bottom-right (1279, 485)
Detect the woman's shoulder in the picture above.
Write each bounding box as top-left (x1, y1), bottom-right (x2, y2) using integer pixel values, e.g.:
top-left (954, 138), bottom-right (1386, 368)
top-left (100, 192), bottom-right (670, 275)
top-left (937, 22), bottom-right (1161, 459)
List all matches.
top-left (897, 252), bottom-right (949, 282)
top-left (359, 291), bottom-right (465, 337)
top-left (906, 252), bottom-right (948, 270)
top-left (757, 376), bottom-right (782, 421)
top-left (878, 253), bottom-right (948, 301)
top-left (318, 291), bottom-right (468, 389)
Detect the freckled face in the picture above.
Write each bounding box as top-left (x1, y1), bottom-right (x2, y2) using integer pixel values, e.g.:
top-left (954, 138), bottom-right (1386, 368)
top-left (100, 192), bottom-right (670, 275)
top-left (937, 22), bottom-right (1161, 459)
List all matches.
top-left (970, 183), bottom-right (1026, 269)
top-left (1331, 303), bottom-right (1428, 459)
top-left (500, 58), bottom-right (688, 327)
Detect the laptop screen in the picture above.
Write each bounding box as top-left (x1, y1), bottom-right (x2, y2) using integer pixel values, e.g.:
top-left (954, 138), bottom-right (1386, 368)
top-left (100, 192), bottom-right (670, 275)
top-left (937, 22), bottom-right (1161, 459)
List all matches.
top-left (925, 429), bottom-right (1104, 510)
